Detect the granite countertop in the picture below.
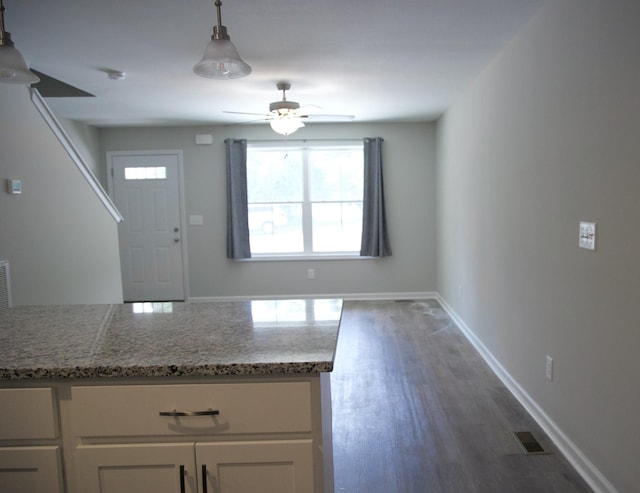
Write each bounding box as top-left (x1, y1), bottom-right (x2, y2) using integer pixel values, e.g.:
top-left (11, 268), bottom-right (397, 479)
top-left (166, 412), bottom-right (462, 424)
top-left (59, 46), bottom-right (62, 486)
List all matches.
top-left (0, 299), bottom-right (342, 380)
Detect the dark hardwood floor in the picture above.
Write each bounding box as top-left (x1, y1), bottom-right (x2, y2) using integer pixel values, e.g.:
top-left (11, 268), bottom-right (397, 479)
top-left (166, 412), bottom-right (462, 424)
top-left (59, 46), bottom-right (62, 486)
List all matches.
top-left (331, 299), bottom-right (592, 493)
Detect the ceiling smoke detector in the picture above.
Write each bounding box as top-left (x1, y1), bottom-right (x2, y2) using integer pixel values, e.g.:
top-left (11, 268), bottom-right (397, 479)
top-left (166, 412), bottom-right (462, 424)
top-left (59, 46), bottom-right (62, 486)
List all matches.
top-left (107, 70), bottom-right (126, 81)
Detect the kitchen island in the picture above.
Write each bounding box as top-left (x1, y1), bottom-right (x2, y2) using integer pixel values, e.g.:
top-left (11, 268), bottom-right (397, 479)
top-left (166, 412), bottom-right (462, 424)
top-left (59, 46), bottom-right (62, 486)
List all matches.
top-left (0, 298), bottom-right (342, 493)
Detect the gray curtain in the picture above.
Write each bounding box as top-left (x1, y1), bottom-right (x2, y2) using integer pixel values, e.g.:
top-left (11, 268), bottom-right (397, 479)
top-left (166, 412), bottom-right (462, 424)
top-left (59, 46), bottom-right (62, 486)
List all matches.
top-left (360, 137), bottom-right (392, 257)
top-left (225, 139), bottom-right (251, 259)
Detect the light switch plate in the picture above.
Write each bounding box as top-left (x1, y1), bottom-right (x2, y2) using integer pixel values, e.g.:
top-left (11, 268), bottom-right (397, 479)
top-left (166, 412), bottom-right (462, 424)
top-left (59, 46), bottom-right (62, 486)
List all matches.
top-left (7, 179), bottom-right (22, 194)
top-left (579, 222), bottom-right (596, 250)
top-left (189, 215), bottom-right (204, 225)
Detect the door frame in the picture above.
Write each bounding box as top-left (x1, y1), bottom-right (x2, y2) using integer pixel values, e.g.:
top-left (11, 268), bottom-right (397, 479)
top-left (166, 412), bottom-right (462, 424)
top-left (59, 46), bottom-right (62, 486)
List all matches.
top-left (106, 150), bottom-right (189, 301)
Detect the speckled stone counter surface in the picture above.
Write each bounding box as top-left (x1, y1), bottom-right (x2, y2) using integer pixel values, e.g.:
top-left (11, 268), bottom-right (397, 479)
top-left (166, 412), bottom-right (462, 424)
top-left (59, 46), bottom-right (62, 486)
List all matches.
top-left (0, 299), bottom-right (342, 380)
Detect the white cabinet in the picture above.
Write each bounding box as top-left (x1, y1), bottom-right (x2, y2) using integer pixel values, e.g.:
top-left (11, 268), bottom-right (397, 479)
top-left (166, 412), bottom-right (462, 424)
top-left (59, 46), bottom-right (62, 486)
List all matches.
top-left (75, 443), bottom-right (196, 493)
top-left (71, 382), bottom-right (312, 437)
top-left (198, 439), bottom-right (314, 493)
top-left (75, 440), bottom-right (314, 493)
top-left (0, 388), bottom-right (58, 440)
top-left (0, 388), bottom-right (63, 493)
top-left (0, 446), bottom-right (63, 493)
top-left (71, 381), bottom-right (326, 493)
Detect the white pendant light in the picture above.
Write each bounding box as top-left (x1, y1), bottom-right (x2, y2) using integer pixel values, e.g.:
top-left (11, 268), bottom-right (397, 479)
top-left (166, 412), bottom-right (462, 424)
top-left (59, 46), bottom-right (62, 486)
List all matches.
top-left (194, 0), bottom-right (251, 80)
top-left (269, 117), bottom-right (305, 136)
top-left (0, 0), bottom-right (39, 84)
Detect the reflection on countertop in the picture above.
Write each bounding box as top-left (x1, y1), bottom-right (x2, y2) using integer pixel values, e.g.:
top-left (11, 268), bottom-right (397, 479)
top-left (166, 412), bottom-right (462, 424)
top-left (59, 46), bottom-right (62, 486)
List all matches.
top-left (0, 299), bottom-right (342, 380)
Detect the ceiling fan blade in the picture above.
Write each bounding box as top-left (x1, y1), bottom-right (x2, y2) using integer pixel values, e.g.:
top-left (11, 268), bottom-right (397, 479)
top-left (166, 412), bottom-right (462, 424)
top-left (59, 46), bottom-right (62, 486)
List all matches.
top-left (298, 104), bottom-right (323, 112)
top-left (224, 84), bottom-right (355, 126)
top-left (302, 114), bottom-right (355, 121)
top-left (224, 118), bottom-right (272, 126)
top-left (223, 110), bottom-right (270, 117)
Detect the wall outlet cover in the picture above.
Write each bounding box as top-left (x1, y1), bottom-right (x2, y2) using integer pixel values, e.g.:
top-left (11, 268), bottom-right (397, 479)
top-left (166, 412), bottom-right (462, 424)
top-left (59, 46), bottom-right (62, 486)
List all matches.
top-left (579, 222), bottom-right (596, 250)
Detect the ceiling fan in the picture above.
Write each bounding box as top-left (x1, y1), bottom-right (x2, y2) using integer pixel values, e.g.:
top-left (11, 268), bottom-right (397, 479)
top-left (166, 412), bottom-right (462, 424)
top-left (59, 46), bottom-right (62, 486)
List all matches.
top-left (224, 82), bottom-right (355, 135)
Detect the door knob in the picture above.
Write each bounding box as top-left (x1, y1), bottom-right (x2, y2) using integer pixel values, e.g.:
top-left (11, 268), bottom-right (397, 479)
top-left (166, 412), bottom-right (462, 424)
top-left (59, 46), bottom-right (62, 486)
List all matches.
top-left (174, 238), bottom-right (180, 243)
top-left (174, 227), bottom-right (179, 232)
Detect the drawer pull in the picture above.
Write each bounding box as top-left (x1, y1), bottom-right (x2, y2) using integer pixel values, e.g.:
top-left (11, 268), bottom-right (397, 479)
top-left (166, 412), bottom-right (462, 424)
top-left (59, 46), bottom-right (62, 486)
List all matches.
top-left (159, 408), bottom-right (220, 417)
top-left (179, 465), bottom-right (186, 493)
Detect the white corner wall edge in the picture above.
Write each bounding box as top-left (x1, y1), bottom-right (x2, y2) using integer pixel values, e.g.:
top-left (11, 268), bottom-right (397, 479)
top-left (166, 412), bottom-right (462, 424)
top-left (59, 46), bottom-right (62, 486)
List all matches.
top-left (435, 294), bottom-right (618, 493)
top-left (30, 88), bottom-right (123, 223)
top-left (189, 291), bottom-right (437, 302)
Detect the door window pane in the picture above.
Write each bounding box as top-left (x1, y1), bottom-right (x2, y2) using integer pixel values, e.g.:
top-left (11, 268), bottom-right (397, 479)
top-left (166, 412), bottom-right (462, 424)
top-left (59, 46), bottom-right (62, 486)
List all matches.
top-left (124, 167), bottom-right (167, 180)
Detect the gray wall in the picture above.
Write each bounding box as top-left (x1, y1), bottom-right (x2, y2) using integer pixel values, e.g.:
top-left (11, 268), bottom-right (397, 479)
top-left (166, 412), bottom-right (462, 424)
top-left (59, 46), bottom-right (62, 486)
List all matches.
top-left (0, 85), bottom-right (123, 305)
top-left (437, 0), bottom-right (639, 490)
top-left (100, 122), bottom-right (437, 299)
top-left (59, 117), bottom-right (104, 183)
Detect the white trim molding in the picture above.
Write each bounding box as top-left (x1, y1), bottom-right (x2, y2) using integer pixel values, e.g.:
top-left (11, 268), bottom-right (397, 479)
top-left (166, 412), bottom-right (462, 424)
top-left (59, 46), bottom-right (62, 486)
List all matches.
top-left (189, 291), bottom-right (438, 303)
top-left (30, 89), bottom-right (123, 223)
top-left (436, 294), bottom-right (618, 493)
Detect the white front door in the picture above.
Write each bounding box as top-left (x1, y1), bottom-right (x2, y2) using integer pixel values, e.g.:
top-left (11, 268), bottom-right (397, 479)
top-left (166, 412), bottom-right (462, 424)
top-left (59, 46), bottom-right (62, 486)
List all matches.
top-left (109, 152), bottom-right (185, 302)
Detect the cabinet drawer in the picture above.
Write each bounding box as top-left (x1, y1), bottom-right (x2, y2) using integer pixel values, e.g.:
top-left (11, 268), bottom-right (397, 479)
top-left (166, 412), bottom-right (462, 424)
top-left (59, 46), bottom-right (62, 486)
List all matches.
top-left (0, 446), bottom-right (63, 493)
top-left (0, 388), bottom-right (58, 440)
top-left (72, 382), bottom-right (312, 437)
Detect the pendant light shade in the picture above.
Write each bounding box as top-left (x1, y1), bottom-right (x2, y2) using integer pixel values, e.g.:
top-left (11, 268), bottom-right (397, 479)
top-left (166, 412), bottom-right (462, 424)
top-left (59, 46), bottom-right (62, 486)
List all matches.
top-left (269, 117), bottom-right (305, 136)
top-left (194, 0), bottom-right (251, 80)
top-left (0, 0), bottom-right (39, 84)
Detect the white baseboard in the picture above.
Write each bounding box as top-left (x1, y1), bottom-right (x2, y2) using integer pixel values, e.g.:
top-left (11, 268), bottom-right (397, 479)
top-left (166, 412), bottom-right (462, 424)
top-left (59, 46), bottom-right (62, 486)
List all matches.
top-left (435, 294), bottom-right (617, 493)
top-left (189, 291), bottom-right (437, 303)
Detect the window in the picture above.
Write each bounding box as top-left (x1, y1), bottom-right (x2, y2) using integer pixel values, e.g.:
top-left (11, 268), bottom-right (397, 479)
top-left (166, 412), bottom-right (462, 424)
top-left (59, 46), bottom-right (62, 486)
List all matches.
top-left (246, 141), bottom-right (364, 257)
top-left (124, 166), bottom-right (167, 180)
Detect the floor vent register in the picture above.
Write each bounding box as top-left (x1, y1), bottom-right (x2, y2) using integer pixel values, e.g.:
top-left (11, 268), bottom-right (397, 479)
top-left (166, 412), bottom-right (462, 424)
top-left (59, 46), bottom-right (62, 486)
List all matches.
top-left (513, 431), bottom-right (548, 455)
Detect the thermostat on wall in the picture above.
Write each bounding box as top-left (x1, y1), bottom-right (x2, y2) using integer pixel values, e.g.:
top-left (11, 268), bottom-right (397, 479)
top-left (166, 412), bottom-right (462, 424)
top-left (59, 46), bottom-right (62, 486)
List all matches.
top-left (7, 179), bottom-right (22, 195)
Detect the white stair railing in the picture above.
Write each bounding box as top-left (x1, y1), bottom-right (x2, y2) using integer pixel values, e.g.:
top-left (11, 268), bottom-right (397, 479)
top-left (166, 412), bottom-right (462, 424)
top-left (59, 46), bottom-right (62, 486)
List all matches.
top-left (30, 88), bottom-right (123, 223)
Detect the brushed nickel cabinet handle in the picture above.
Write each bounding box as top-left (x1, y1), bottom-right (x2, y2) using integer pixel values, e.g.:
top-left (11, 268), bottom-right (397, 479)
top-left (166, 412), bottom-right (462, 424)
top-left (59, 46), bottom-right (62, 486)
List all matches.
top-left (159, 409), bottom-right (220, 417)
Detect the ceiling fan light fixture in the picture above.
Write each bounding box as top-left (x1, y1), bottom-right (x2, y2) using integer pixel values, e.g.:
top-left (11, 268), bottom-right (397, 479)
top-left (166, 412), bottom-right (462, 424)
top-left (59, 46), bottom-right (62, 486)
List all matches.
top-left (270, 117), bottom-right (305, 136)
top-left (194, 0), bottom-right (251, 80)
top-left (269, 101), bottom-right (299, 115)
top-left (0, 0), bottom-right (39, 85)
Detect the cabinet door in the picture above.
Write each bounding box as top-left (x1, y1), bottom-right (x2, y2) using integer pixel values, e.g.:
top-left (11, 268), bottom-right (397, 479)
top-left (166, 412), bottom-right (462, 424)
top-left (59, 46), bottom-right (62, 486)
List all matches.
top-left (75, 443), bottom-right (196, 493)
top-left (0, 446), bottom-right (63, 493)
top-left (197, 440), bottom-right (314, 493)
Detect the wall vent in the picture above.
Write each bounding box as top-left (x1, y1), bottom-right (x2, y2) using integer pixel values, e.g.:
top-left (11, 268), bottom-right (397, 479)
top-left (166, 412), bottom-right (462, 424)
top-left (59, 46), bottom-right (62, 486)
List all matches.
top-left (0, 260), bottom-right (12, 310)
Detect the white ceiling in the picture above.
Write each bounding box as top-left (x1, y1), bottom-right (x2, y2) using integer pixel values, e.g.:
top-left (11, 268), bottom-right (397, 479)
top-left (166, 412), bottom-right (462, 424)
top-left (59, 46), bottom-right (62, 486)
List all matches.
top-left (6, 0), bottom-right (544, 127)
